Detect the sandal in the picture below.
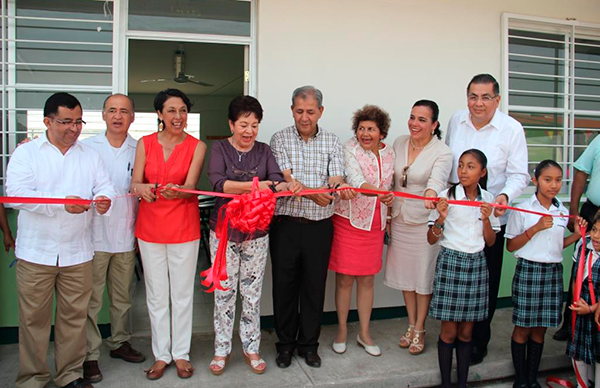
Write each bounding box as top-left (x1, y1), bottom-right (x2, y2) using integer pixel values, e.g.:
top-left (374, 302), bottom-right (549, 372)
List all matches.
top-left (399, 325), bottom-right (415, 349)
top-left (209, 354), bottom-right (231, 376)
top-left (174, 359), bottom-right (195, 379)
top-left (409, 329), bottom-right (426, 355)
top-left (144, 360), bottom-right (170, 380)
top-left (243, 351), bottom-right (267, 374)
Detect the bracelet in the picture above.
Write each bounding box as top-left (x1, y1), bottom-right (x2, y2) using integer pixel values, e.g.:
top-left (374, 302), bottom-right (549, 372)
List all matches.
top-left (434, 221), bottom-right (445, 230)
top-left (589, 305), bottom-right (593, 314)
top-left (431, 227), bottom-right (442, 238)
top-left (524, 229), bottom-right (532, 240)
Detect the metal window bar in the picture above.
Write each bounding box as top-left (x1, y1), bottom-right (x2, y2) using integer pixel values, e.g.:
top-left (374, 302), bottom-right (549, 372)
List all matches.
top-left (8, 15), bottom-right (113, 24)
top-left (509, 52), bottom-right (567, 62)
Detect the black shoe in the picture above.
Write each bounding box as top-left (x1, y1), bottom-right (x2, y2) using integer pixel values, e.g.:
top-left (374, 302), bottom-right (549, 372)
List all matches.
top-left (301, 351), bottom-right (321, 368)
top-left (552, 326), bottom-right (570, 341)
top-left (469, 346), bottom-right (487, 366)
top-left (83, 360), bottom-right (102, 383)
top-left (60, 378), bottom-right (93, 388)
top-left (276, 350), bottom-right (293, 368)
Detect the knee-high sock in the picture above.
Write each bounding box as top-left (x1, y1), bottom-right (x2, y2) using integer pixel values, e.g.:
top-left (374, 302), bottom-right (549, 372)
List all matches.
top-left (527, 339), bottom-right (544, 388)
top-left (456, 339), bottom-right (472, 388)
top-left (573, 359), bottom-right (591, 388)
top-left (438, 338), bottom-right (454, 388)
top-left (511, 339), bottom-right (528, 387)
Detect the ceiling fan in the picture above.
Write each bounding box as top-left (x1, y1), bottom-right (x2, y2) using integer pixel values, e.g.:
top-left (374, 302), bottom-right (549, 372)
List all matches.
top-left (140, 43), bottom-right (213, 87)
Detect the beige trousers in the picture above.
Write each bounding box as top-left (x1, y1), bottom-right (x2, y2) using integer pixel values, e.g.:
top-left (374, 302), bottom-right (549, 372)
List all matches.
top-left (85, 250), bottom-right (136, 361)
top-left (16, 260), bottom-right (92, 388)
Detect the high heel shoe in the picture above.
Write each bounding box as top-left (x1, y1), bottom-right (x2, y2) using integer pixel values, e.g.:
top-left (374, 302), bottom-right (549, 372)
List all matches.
top-left (399, 325), bottom-right (415, 349)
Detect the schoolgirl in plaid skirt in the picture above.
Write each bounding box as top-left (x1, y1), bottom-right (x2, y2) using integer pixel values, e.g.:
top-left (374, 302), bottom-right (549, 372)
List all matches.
top-left (505, 160), bottom-right (585, 388)
top-left (567, 221), bottom-right (600, 388)
top-left (427, 149), bottom-right (500, 388)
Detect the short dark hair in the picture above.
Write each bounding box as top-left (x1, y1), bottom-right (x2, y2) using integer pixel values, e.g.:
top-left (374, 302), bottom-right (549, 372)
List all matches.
top-left (103, 93), bottom-right (136, 112)
top-left (534, 159), bottom-right (562, 180)
top-left (467, 74), bottom-right (500, 96)
top-left (228, 95), bottom-right (263, 123)
top-left (43, 92), bottom-right (81, 117)
top-left (351, 104), bottom-right (391, 139)
top-left (153, 88), bottom-right (193, 129)
top-left (412, 99), bottom-right (442, 140)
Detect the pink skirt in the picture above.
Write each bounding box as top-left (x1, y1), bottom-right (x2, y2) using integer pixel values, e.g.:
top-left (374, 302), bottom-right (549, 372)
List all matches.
top-left (328, 203), bottom-right (384, 276)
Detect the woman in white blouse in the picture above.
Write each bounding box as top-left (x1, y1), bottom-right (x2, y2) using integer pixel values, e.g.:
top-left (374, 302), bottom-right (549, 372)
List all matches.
top-left (384, 100), bottom-right (453, 355)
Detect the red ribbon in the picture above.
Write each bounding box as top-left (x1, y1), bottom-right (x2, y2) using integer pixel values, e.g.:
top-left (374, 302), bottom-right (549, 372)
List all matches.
top-left (199, 177), bottom-right (276, 292)
top-left (181, 184), bottom-right (585, 293)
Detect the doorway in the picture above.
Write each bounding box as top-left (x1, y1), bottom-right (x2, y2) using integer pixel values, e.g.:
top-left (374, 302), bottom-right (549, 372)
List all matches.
top-left (127, 39), bottom-right (246, 335)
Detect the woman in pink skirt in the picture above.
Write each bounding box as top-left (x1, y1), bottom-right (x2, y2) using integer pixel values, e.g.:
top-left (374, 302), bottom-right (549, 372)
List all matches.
top-left (329, 105), bottom-right (395, 356)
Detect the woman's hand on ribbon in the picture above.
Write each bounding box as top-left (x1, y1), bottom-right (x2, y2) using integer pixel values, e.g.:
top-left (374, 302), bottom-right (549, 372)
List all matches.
top-left (161, 183), bottom-right (181, 200)
top-left (65, 195), bottom-right (91, 214)
top-left (423, 189), bottom-right (437, 210)
top-left (493, 194), bottom-right (509, 217)
top-left (94, 195), bottom-right (111, 215)
top-left (379, 191), bottom-right (395, 207)
top-left (570, 298), bottom-right (592, 315)
top-left (338, 184), bottom-right (357, 201)
top-left (135, 183), bottom-right (160, 203)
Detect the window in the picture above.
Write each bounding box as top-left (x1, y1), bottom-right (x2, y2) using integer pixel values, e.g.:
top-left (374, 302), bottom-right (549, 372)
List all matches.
top-left (503, 14), bottom-right (600, 198)
top-left (0, 0), bottom-right (114, 189)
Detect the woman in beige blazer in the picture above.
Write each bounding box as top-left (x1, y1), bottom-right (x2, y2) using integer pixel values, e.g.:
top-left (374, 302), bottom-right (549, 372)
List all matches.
top-left (384, 100), bottom-right (453, 355)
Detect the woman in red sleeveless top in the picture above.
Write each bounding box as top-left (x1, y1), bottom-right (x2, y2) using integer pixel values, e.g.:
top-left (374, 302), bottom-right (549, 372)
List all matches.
top-left (130, 89), bottom-right (206, 380)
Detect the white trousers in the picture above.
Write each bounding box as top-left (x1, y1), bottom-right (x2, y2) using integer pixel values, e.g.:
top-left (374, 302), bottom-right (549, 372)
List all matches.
top-left (138, 238), bottom-right (199, 363)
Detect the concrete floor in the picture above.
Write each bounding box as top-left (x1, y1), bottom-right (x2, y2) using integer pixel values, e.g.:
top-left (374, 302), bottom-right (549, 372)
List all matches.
top-left (0, 308), bottom-right (576, 388)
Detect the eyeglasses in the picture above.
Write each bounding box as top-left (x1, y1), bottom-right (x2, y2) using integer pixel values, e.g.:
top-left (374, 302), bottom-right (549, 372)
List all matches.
top-left (232, 166), bottom-right (258, 178)
top-left (52, 118), bottom-right (86, 128)
top-left (467, 94), bottom-right (497, 103)
top-left (402, 166), bottom-right (409, 188)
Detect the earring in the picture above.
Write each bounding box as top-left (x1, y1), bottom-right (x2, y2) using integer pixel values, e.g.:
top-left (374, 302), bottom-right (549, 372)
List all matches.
top-left (158, 121), bottom-right (164, 131)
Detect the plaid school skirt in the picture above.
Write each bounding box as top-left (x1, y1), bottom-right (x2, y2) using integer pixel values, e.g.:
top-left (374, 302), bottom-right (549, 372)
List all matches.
top-left (512, 258), bottom-right (563, 328)
top-left (429, 247), bottom-right (489, 322)
top-left (566, 282), bottom-right (598, 364)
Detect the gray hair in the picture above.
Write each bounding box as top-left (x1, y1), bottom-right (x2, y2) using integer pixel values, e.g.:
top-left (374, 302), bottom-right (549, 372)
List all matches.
top-left (103, 93), bottom-right (136, 112)
top-left (291, 85), bottom-right (323, 108)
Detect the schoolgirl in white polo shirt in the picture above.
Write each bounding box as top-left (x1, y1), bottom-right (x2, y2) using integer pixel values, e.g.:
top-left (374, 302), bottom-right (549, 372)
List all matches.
top-left (505, 160), bottom-right (584, 388)
top-left (428, 149), bottom-right (500, 388)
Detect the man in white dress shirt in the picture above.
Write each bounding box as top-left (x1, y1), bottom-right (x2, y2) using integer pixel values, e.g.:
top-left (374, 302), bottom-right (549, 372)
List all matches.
top-left (445, 74), bottom-right (529, 365)
top-left (82, 94), bottom-right (145, 383)
top-left (7, 93), bottom-right (114, 388)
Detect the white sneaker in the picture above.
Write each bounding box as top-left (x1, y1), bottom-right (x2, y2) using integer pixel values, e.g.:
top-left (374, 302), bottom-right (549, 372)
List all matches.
top-left (357, 334), bottom-right (381, 357)
top-left (332, 341), bottom-right (347, 354)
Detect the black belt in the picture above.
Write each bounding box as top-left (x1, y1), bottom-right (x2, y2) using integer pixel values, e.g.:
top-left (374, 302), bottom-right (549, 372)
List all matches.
top-left (277, 215), bottom-right (324, 224)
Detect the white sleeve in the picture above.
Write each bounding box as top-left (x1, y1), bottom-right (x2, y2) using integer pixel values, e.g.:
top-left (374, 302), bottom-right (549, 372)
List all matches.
top-left (6, 146), bottom-right (64, 216)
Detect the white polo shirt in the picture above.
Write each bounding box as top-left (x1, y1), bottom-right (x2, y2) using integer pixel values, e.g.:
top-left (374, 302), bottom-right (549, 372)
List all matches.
top-left (82, 132), bottom-right (138, 253)
top-left (505, 194), bottom-right (569, 263)
top-left (445, 109), bottom-right (530, 224)
top-left (429, 184), bottom-right (500, 254)
top-left (6, 133), bottom-right (116, 267)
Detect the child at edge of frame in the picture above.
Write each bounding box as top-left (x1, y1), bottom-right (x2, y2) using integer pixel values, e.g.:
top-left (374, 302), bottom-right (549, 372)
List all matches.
top-left (505, 159), bottom-right (585, 388)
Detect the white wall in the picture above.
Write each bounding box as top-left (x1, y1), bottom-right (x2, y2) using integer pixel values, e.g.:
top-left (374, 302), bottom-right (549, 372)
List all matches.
top-left (255, 0), bottom-right (600, 315)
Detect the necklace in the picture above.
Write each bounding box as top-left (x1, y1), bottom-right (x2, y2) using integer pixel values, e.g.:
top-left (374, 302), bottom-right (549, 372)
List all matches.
top-left (410, 138), bottom-right (426, 150)
top-left (234, 148), bottom-right (246, 162)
